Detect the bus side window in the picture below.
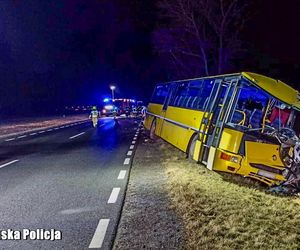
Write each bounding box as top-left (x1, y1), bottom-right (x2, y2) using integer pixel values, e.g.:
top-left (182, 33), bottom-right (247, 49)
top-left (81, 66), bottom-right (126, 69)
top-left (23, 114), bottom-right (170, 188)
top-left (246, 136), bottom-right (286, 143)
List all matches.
top-left (151, 84), bottom-right (169, 104)
top-left (195, 80), bottom-right (214, 110)
top-left (169, 79), bottom-right (213, 110)
top-left (171, 82), bottom-right (189, 108)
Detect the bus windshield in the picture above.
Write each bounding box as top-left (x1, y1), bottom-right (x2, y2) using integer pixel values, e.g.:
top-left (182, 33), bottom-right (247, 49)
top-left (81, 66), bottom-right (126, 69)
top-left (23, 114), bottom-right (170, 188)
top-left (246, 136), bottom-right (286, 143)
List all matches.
top-left (228, 81), bottom-right (299, 135)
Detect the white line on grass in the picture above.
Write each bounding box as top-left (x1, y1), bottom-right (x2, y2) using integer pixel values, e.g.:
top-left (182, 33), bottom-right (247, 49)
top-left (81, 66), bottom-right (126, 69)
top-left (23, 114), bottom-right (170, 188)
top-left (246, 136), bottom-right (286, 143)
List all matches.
top-left (69, 132), bottom-right (85, 139)
top-left (107, 187), bottom-right (121, 204)
top-left (0, 160), bottom-right (19, 169)
top-left (123, 158), bottom-right (130, 165)
top-left (117, 170), bottom-right (126, 180)
top-left (89, 219), bottom-right (110, 249)
top-left (127, 151), bottom-right (133, 156)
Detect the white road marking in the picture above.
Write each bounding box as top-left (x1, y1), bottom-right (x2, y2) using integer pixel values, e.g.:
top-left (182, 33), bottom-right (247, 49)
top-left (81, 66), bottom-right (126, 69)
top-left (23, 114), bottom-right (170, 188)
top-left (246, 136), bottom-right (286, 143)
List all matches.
top-left (127, 151), bottom-right (133, 156)
top-left (17, 135), bottom-right (27, 139)
top-left (117, 170), bottom-right (127, 180)
top-left (39, 131), bottom-right (45, 134)
top-left (133, 137), bottom-right (137, 140)
top-left (123, 158), bottom-right (130, 165)
top-left (54, 127), bottom-right (59, 130)
top-left (69, 132), bottom-right (85, 139)
top-left (30, 133), bottom-right (37, 136)
top-left (132, 141), bottom-right (136, 144)
top-left (89, 219), bottom-right (110, 249)
top-left (0, 160), bottom-right (19, 169)
top-left (107, 187), bottom-right (121, 204)
top-left (5, 138), bottom-right (15, 142)
top-left (47, 129), bottom-right (52, 132)
top-left (129, 145), bottom-right (134, 149)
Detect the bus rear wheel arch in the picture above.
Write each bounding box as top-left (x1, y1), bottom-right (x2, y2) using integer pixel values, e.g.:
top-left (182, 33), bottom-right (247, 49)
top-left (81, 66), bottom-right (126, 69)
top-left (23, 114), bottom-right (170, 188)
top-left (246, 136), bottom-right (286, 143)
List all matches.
top-left (187, 133), bottom-right (199, 161)
top-left (150, 118), bottom-right (157, 140)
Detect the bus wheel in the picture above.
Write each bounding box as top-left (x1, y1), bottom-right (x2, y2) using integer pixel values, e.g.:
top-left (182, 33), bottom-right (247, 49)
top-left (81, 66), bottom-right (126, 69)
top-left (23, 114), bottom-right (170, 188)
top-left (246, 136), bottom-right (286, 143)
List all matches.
top-left (188, 134), bottom-right (198, 160)
top-left (150, 119), bottom-right (157, 140)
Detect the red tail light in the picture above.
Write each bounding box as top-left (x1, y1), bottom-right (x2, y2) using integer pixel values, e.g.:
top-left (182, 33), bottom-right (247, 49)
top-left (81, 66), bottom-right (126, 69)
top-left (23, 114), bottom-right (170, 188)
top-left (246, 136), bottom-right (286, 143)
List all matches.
top-left (220, 152), bottom-right (231, 161)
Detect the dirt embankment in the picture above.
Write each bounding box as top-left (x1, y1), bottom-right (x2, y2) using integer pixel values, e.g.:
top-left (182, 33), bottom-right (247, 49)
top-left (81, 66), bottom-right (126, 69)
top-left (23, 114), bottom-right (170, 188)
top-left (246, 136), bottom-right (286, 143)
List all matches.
top-left (0, 115), bottom-right (88, 137)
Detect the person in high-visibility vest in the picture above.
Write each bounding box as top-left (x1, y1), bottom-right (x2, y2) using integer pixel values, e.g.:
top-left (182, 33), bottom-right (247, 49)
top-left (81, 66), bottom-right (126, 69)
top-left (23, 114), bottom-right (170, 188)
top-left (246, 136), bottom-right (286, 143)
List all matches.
top-left (89, 106), bottom-right (99, 127)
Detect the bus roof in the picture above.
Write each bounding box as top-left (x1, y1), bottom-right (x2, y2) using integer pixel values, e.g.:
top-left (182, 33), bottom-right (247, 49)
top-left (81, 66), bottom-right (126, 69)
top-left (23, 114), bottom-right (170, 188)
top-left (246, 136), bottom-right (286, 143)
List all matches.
top-left (242, 72), bottom-right (300, 110)
top-left (158, 72), bottom-right (300, 110)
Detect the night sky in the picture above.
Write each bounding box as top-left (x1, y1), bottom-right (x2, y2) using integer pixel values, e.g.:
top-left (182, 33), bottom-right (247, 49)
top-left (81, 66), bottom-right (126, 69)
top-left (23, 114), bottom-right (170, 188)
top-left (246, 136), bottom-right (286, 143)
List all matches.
top-left (0, 0), bottom-right (299, 116)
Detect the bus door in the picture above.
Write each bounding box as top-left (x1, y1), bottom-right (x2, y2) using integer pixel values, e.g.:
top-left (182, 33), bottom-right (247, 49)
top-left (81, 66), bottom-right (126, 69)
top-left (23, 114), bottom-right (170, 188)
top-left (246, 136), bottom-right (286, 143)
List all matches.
top-left (157, 83), bottom-right (177, 137)
top-left (198, 78), bottom-right (239, 167)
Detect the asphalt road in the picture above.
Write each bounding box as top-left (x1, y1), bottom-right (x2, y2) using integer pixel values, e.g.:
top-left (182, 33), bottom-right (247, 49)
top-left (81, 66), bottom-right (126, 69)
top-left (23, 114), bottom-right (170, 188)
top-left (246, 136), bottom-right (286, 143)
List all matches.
top-left (0, 117), bottom-right (141, 250)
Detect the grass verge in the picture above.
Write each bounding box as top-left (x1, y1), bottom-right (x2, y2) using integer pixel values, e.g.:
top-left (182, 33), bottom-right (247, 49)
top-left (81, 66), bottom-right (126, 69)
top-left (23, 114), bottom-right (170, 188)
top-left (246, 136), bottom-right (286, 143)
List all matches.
top-left (160, 141), bottom-right (300, 249)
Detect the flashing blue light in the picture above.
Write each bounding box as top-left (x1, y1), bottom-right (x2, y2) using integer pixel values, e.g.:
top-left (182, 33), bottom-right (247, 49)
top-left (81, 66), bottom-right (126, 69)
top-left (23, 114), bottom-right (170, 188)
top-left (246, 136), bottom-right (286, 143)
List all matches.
top-left (103, 98), bottom-right (110, 103)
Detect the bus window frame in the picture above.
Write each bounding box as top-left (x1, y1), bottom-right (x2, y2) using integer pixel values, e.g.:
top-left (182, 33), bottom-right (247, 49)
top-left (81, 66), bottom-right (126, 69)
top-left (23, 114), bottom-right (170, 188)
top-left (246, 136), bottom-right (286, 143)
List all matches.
top-left (151, 83), bottom-right (170, 105)
top-left (162, 83), bottom-right (178, 111)
top-left (168, 79), bottom-right (215, 112)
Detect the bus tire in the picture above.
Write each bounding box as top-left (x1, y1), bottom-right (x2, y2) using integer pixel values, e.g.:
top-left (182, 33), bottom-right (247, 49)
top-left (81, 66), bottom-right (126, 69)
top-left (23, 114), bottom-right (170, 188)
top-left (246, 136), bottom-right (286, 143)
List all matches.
top-left (150, 119), bottom-right (157, 140)
top-left (187, 134), bottom-right (198, 160)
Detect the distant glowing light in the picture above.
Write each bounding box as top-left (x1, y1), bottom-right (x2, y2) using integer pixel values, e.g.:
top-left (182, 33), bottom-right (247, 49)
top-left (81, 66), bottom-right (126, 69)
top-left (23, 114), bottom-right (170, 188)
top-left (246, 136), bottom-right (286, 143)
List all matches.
top-left (104, 105), bottom-right (114, 110)
top-left (110, 85), bottom-right (116, 90)
top-left (103, 98), bottom-right (110, 103)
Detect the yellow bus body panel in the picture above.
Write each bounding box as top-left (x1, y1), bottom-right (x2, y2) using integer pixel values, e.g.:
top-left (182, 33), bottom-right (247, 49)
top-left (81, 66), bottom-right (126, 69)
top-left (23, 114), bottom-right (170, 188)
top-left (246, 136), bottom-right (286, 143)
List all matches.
top-left (219, 128), bottom-right (243, 154)
top-left (211, 128), bottom-right (286, 186)
top-left (193, 140), bottom-right (202, 161)
top-left (144, 103), bottom-right (163, 132)
top-left (244, 141), bottom-right (284, 168)
top-left (161, 106), bottom-right (204, 151)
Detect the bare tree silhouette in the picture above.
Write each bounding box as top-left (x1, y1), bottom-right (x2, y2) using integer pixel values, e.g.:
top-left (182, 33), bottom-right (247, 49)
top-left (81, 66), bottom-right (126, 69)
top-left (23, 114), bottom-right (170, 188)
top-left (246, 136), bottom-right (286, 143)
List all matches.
top-left (153, 0), bottom-right (251, 78)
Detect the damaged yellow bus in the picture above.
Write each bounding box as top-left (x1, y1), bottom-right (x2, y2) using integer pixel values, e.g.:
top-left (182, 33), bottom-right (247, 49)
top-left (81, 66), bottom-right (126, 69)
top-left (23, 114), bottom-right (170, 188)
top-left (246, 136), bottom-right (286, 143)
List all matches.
top-left (144, 72), bottom-right (300, 188)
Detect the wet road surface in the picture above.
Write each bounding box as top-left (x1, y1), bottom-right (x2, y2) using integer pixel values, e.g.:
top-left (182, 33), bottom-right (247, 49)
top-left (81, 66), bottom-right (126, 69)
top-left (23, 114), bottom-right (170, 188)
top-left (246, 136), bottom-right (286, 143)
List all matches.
top-left (0, 117), bottom-right (141, 249)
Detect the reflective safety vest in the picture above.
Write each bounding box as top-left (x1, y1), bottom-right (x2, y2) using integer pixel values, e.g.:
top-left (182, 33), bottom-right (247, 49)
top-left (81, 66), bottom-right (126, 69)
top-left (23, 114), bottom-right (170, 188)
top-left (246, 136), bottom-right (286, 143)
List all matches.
top-left (90, 110), bottom-right (99, 118)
